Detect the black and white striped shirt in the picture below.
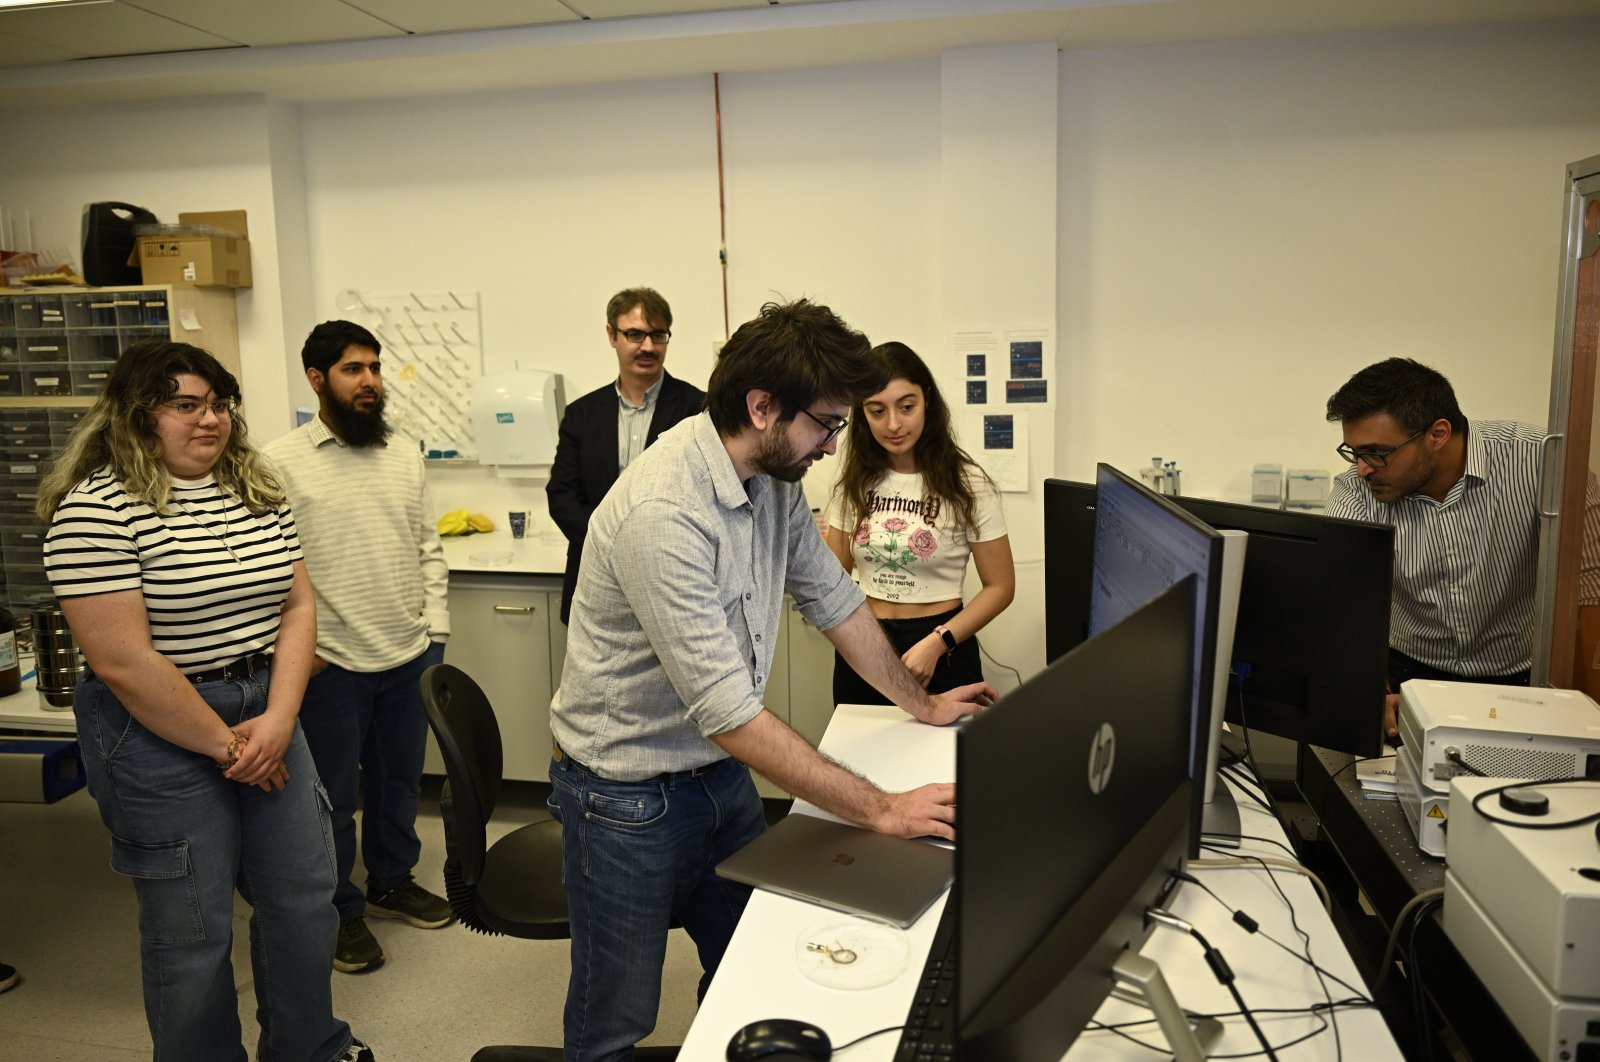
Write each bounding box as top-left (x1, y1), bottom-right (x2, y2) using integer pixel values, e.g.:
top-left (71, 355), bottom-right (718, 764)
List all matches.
top-left (1327, 419), bottom-right (1580, 676)
top-left (44, 468), bottom-right (303, 675)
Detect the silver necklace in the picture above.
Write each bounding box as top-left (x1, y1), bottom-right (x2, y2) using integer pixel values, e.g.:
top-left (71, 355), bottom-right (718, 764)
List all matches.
top-left (174, 493), bottom-right (240, 563)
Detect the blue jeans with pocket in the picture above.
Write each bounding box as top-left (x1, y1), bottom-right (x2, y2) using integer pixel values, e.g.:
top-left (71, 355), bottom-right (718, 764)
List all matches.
top-left (298, 641), bottom-right (443, 918)
top-left (74, 666), bottom-right (351, 1062)
top-left (547, 751), bottom-right (765, 1062)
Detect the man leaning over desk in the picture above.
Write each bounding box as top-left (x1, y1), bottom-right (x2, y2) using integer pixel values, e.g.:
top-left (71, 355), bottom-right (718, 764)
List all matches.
top-left (1325, 357), bottom-right (1600, 738)
top-left (546, 298), bottom-right (996, 1062)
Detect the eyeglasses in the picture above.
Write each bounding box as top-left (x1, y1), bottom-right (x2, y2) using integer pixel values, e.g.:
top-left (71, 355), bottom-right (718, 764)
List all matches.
top-left (799, 408), bottom-right (849, 445)
top-left (614, 328), bottom-right (672, 345)
top-left (1336, 425), bottom-right (1427, 468)
top-left (161, 397), bottom-right (239, 421)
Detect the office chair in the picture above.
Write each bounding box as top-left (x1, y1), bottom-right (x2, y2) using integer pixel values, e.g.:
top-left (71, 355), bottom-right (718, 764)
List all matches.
top-left (420, 663), bottom-right (679, 1062)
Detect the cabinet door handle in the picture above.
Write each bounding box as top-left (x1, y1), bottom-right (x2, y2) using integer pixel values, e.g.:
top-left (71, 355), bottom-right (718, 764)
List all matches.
top-left (493, 605), bottom-right (537, 613)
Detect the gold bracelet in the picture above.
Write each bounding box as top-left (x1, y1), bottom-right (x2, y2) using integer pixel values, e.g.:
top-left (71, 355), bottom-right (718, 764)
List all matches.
top-left (216, 733), bottom-right (247, 770)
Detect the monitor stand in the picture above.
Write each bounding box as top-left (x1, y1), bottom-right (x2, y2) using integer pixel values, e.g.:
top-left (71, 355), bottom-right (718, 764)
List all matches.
top-left (1112, 951), bottom-right (1223, 1062)
top-left (1202, 784), bottom-right (1241, 849)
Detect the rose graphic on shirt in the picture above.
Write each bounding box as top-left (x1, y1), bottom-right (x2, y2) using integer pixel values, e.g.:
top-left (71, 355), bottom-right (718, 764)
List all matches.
top-left (853, 523), bottom-right (871, 547)
top-left (864, 515), bottom-right (938, 575)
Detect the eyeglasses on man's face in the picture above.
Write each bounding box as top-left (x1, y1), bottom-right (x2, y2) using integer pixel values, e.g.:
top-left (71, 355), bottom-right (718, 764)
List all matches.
top-left (1335, 425), bottom-right (1427, 468)
top-left (614, 328), bottom-right (672, 345)
top-left (799, 408), bottom-right (849, 445)
top-left (161, 397), bottom-right (239, 422)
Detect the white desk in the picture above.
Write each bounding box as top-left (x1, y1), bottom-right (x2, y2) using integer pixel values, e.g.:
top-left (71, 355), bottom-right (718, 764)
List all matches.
top-left (682, 704), bottom-right (1403, 1061)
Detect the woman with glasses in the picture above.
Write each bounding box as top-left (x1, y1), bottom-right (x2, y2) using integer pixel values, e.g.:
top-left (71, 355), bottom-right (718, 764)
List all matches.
top-left (824, 342), bottom-right (1015, 705)
top-left (38, 340), bottom-right (372, 1062)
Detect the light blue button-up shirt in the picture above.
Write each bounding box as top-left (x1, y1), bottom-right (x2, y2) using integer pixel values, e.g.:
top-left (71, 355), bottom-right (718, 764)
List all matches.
top-left (551, 411), bottom-right (864, 781)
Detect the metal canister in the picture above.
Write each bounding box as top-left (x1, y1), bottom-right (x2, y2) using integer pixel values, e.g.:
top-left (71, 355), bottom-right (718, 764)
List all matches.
top-left (29, 600), bottom-right (83, 711)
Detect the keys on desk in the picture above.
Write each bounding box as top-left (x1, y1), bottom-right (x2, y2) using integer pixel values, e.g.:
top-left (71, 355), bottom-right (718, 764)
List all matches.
top-left (895, 901), bottom-right (958, 1060)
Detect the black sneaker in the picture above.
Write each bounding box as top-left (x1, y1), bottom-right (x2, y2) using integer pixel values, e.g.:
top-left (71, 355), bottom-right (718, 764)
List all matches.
top-left (366, 879), bottom-right (454, 930)
top-left (0, 963), bottom-right (18, 993)
top-left (334, 917), bottom-right (384, 973)
top-left (337, 1038), bottom-right (375, 1062)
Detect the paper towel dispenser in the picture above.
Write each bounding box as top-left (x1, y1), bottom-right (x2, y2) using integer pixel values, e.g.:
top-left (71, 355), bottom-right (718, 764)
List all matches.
top-left (471, 370), bottom-right (566, 472)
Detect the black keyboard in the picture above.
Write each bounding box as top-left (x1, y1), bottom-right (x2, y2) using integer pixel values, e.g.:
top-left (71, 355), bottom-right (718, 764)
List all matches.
top-left (894, 899), bottom-right (958, 1060)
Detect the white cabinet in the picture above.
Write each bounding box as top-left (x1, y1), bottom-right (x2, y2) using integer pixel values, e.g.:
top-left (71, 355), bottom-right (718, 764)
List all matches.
top-left (424, 573), bottom-right (560, 782)
top-left (784, 601), bottom-right (838, 747)
top-left (425, 577), bottom-right (839, 796)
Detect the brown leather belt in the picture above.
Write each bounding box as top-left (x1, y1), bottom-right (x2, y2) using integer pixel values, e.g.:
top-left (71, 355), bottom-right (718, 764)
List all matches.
top-left (187, 652), bottom-right (272, 684)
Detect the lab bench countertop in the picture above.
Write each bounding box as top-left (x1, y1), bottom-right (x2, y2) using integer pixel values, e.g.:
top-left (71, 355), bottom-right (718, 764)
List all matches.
top-left (439, 531), bottom-right (566, 576)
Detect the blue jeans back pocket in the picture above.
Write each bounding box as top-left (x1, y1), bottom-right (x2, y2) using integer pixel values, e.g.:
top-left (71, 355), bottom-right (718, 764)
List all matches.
top-left (110, 836), bottom-right (205, 944)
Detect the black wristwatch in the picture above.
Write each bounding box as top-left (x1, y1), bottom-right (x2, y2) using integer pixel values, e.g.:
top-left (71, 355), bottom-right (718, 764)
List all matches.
top-left (933, 624), bottom-right (958, 654)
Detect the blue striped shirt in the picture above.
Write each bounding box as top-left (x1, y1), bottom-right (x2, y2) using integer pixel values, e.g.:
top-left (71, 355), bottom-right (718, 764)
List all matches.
top-left (43, 468), bottom-right (302, 674)
top-left (1327, 419), bottom-right (1591, 676)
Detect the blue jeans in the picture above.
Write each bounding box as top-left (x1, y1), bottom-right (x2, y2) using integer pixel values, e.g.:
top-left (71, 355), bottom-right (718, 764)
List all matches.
top-left (548, 752), bottom-right (765, 1062)
top-left (74, 666), bottom-right (351, 1062)
top-left (298, 641), bottom-right (443, 919)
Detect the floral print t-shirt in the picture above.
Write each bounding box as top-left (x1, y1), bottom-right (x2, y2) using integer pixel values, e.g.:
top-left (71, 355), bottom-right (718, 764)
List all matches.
top-left (825, 470), bottom-right (1007, 604)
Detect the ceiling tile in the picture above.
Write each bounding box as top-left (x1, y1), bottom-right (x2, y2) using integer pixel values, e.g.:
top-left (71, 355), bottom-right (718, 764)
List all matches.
top-left (0, 2), bottom-right (236, 58)
top-left (351, 0), bottom-right (578, 34)
top-left (124, 0), bottom-right (406, 47)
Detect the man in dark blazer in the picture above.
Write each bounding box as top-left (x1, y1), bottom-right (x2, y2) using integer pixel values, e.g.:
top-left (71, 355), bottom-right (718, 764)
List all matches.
top-left (546, 287), bottom-right (705, 624)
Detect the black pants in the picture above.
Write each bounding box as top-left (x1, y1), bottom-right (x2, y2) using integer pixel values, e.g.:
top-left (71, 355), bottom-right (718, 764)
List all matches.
top-left (1387, 648), bottom-right (1530, 690)
top-left (831, 606), bottom-right (984, 707)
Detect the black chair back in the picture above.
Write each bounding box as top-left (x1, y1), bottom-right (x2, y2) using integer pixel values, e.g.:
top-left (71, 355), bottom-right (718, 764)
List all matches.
top-left (421, 663), bottom-right (504, 926)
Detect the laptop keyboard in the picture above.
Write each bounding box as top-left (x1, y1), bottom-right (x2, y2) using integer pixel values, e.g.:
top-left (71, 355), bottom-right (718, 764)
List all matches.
top-left (894, 899), bottom-right (958, 1060)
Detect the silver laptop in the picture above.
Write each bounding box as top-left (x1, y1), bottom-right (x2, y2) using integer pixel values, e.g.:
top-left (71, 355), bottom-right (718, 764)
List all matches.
top-left (715, 813), bottom-right (952, 928)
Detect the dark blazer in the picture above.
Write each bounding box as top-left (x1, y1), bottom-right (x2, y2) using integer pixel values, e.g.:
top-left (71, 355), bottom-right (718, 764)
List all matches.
top-left (545, 371), bottom-right (706, 624)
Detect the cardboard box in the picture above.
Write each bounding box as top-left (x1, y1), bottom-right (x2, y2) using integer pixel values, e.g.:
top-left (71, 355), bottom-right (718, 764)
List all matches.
top-left (133, 209), bottom-right (252, 288)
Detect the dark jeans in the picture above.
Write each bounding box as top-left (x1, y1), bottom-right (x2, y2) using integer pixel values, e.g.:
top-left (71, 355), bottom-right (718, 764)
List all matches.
top-left (1387, 648), bottom-right (1531, 690)
top-left (832, 606), bottom-right (984, 706)
top-left (74, 666), bottom-right (350, 1062)
top-left (547, 752), bottom-right (765, 1062)
top-left (298, 641), bottom-right (444, 919)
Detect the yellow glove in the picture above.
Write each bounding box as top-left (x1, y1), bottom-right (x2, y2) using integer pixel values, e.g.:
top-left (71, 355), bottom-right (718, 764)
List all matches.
top-left (437, 509), bottom-right (496, 536)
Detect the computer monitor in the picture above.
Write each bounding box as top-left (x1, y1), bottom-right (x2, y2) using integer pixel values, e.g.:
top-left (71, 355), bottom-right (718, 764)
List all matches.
top-left (1044, 479), bottom-right (1394, 759)
top-left (955, 577), bottom-right (1198, 1060)
top-left (1079, 463), bottom-right (1238, 852)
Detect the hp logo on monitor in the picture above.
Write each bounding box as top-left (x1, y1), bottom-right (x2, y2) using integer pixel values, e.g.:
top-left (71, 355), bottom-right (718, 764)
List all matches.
top-left (1087, 723), bottom-right (1116, 794)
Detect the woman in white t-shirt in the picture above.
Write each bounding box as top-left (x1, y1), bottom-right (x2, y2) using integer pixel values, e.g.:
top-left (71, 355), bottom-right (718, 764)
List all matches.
top-left (825, 342), bottom-right (1015, 705)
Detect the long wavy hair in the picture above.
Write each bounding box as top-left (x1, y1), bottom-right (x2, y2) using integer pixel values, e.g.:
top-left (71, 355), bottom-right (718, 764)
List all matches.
top-left (831, 342), bottom-right (991, 535)
top-left (37, 339), bottom-right (284, 522)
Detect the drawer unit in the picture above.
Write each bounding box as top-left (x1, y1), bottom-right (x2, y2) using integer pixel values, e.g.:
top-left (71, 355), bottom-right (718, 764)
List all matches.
top-left (70, 362), bottom-right (114, 396)
top-left (23, 364), bottom-right (71, 397)
top-left (0, 285), bottom-right (239, 613)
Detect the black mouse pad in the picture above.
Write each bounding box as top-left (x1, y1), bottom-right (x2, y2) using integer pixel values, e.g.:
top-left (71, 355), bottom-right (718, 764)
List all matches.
top-left (715, 813), bottom-right (952, 928)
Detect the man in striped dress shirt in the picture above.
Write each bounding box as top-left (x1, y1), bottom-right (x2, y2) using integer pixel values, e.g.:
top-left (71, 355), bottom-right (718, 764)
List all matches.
top-left (264, 320), bottom-right (454, 974)
top-left (1325, 357), bottom-right (1595, 738)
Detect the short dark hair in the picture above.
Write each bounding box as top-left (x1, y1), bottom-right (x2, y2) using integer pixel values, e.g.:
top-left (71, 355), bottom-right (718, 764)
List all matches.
top-left (301, 320), bottom-right (381, 375)
top-left (1325, 357), bottom-right (1466, 434)
top-left (706, 299), bottom-right (880, 435)
top-left (606, 288), bottom-right (672, 331)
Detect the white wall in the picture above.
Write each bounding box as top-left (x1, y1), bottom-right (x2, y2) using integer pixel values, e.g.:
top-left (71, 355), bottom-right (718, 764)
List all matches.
top-left (1057, 19), bottom-right (1600, 499)
top-left (0, 95), bottom-right (299, 422)
top-left (5, 18), bottom-right (1600, 689)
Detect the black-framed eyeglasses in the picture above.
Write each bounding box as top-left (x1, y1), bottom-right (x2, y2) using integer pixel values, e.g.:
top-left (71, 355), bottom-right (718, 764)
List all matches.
top-left (162, 397), bottom-right (239, 421)
top-left (799, 408), bottom-right (848, 445)
top-left (1336, 425), bottom-right (1427, 468)
top-left (615, 328), bottom-right (671, 345)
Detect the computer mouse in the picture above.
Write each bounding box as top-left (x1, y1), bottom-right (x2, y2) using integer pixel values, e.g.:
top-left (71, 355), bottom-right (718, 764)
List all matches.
top-left (726, 1017), bottom-right (833, 1061)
